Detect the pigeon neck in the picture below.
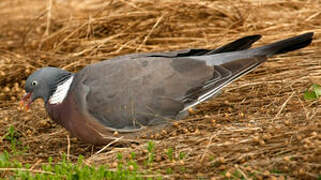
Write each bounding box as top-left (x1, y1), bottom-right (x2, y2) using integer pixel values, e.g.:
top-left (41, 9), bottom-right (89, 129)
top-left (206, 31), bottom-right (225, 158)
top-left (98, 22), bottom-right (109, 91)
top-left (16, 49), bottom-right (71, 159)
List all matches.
top-left (48, 75), bottom-right (74, 105)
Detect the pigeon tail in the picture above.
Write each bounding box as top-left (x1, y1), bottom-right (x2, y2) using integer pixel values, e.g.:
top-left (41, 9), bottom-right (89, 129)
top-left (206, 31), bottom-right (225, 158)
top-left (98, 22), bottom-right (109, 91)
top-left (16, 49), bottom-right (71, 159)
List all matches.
top-left (191, 32), bottom-right (314, 66)
top-left (254, 32), bottom-right (314, 57)
top-left (180, 32), bottom-right (314, 112)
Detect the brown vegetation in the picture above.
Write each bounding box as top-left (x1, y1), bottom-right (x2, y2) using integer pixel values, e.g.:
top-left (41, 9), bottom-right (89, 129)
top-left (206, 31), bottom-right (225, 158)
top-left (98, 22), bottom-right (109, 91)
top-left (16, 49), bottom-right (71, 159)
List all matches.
top-left (0, 0), bottom-right (321, 179)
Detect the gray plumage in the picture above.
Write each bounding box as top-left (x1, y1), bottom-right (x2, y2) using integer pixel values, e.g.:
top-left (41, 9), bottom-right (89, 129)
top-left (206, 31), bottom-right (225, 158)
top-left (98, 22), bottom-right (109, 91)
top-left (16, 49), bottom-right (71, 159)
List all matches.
top-left (22, 32), bottom-right (313, 144)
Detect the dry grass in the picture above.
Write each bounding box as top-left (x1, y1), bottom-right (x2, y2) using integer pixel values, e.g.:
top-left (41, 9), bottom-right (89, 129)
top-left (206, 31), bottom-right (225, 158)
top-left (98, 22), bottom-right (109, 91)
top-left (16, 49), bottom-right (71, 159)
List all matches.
top-left (0, 0), bottom-right (321, 179)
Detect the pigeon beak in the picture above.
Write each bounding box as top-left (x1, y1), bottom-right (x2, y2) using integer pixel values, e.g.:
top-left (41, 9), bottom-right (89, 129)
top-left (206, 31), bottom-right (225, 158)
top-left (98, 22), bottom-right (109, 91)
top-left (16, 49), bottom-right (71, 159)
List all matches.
top-left (20, 92), bottom-right (32, 110)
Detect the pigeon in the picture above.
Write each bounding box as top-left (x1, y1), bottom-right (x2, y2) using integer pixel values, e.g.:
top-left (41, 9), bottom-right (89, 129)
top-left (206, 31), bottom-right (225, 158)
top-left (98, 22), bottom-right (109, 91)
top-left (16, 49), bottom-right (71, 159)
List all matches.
top-left (21, 32), bottom-right (313, 145)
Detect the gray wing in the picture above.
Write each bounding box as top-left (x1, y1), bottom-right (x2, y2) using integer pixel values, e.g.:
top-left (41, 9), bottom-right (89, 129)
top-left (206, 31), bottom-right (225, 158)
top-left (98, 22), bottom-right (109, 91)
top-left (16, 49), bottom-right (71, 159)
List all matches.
top-left (75, 57), bottom-right (212, 131)
top-left (181, 56), bottom-right (266, 111)
top-left (74, 55), bottom-right (265, 131)
top-left (112, 35), bottom-right (261, 60)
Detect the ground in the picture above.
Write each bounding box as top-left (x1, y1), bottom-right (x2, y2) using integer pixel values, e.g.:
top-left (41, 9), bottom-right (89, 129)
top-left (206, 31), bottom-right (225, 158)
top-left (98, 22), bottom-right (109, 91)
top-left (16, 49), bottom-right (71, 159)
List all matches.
top-left (0, 0), bottom-right (321, 179)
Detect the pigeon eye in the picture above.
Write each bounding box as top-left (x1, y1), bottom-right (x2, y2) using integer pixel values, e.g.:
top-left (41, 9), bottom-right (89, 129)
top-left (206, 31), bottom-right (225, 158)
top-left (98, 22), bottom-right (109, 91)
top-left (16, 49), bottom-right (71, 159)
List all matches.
top-left (31, 81), bottom-right (38, 86)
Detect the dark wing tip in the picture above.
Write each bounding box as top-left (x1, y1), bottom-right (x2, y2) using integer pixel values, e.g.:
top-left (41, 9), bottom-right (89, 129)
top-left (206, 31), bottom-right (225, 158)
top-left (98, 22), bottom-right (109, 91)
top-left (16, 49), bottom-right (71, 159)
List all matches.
top-left (246, 34), bottom-right (262, 41)
top-left (301, 32), bottom-right (314, 38)
top-left (263, 32), bottom-right (314, 55)
top-left (209, 34), bottom-right (262, 54)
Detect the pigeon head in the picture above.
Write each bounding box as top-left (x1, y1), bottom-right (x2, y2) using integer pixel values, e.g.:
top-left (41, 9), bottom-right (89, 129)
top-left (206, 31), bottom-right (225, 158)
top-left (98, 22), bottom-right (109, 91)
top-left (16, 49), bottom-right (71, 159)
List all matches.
top-left (21, 67), bottom-right (72, 109)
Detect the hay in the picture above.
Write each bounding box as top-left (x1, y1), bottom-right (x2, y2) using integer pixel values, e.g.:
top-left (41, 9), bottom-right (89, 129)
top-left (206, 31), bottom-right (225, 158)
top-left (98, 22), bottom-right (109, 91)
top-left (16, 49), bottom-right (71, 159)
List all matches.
top-left (0, 0), bottom-right (320, 178)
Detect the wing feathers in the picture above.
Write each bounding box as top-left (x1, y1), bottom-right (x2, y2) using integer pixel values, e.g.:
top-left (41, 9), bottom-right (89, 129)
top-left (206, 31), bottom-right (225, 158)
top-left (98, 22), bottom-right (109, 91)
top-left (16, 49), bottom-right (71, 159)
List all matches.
top-left (208, 35), bottom-right (261, 54)
top-left (182, 56), bottom-right (267, 111)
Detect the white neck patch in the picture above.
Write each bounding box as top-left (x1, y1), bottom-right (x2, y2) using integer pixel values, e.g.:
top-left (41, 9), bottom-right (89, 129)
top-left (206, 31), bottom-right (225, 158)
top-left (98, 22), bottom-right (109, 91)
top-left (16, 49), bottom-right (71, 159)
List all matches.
top-left (48, 76), bottom-right (74, 104)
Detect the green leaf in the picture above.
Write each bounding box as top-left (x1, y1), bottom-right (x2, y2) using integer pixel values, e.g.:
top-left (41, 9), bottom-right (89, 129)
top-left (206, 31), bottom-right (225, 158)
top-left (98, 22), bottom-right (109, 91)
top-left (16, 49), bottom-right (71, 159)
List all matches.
top-left (304, 83), bottom-right (321, 100)
top-left (304, 90), bottom-right (317, 100)
top-left (312, 84), bottom-right (321, 97)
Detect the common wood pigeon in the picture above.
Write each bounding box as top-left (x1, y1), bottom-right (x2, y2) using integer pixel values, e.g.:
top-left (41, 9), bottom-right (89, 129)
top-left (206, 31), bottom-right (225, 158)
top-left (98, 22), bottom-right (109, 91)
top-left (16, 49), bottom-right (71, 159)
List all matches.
top-left (21, 32), bottom-right (314, 145)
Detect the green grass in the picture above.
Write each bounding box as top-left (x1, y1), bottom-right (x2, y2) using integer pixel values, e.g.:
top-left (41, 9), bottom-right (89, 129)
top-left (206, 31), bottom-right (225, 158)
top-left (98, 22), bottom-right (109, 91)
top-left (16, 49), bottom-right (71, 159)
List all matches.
top-left (0, 126), bottom-right (162, 180)
top-left (0, 151), bottom-right (148, 180)
top-left (144, 141), bottom-right (155, 167)
top-left (2, 126), bottom-right (25, 154)
top-left (166, 148), bottom-right (173, 161)
top-left (166, 147), bottom-right (186, 161)
top-left (0, 148), bottom-right (162, 180)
